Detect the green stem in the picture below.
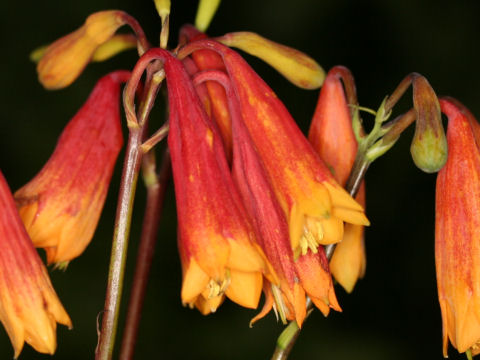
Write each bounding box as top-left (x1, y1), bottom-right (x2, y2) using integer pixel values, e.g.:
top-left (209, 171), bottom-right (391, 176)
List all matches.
top-left (95, 127), bottom-right (143, 360)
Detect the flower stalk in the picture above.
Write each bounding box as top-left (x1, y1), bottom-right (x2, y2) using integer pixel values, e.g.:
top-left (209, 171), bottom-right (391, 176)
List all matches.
top-left (96, 51), bottom-right (167, 360)
top-left (119, 149), bottom-right (171, 360)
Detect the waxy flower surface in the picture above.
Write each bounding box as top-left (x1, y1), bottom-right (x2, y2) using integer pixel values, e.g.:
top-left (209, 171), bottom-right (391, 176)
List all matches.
top-left (308, 67), bottom-right (366, 293)
top-left (180, 25), bottom-right (233, 159)
top-left (188, 40), bottom-right (369, 260)
top-left (196, 70), bottom-right (340, 325)
top-left (436, 98), bottom-right (480, 357)
top-left (15, 71), bottom-right (129, 264)
top-left (0, 171), bottom-right (71, 358)
top-left (159, 48), bottom-right (270, 314)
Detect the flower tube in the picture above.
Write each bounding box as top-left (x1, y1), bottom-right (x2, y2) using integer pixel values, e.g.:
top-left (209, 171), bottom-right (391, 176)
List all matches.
top-left (0, 171), bottom-right (71, 358)
top-left (153, 48), bottom-right (271, 313)
top-left (436, 98), bottom-right (480, 357)
top-left (308, 66), bottom-right (366, 293)
top-left (15, 71), bottom-right (129, 265)
top-left (182, 40), bottom-right (369, 260)
top-left (193, 69), bottom-right (340, 326)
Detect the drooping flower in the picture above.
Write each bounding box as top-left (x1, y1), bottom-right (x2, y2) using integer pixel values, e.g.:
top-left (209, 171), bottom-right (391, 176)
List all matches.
top-left (155, 48), bottom-right (272, 313)
top-left (15, 71), bottom-right (130, 265)
top-left (180, 24), bottom-right (233, 158)
top-left (37, 11), bottom-right (145, 89)
top-left (184, 40), bottom-right (369, 260)
top-left (436, 97), bottom-right (480, 357)
top-left (0, 171), bottom-right (71, 358)
top-left (193, 69), bottom-right (340, 325)
top-left (308, 66), bottom-right (366, 293)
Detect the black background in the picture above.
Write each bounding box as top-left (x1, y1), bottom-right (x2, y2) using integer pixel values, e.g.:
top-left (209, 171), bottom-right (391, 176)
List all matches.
top-left (2, 0), bottom-right (480, 359)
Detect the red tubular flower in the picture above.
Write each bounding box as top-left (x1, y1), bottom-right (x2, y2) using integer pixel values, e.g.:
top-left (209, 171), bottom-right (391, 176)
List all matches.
top-left (15, 71), bottom-right (130, 265)
top-left (180, 24), bottom-right (233, 159)
top-left (0, 171), bottom-right (71, 358)
top-left (308, 66), bottom-right (366, 293)
top-left (436, 98), bottom-right (480, 357)
top-left (193, 70), bottom-right (340, 326)
top-left (183, 40), bottom-right (369, 260)
top-left (154, 48), bottom-right (271, 314)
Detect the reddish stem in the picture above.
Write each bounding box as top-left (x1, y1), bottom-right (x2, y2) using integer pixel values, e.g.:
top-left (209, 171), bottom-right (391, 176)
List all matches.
top-left (119, 150), bottom-right (171, 360)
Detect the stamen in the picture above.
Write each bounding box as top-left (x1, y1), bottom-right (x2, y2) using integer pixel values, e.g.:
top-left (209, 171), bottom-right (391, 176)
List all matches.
top-left (207, 279), bottom-right (221, 298)
top-left (271, 284), bottom-right (287, 324)
top-left (299, 222), bottom-right (320, 256)
top-left (206, 271), bottom-right (231, 299)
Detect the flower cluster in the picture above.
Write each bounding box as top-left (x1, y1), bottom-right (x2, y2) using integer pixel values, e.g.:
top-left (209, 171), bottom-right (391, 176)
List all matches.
top-left (3, 5), bottom-right (371, 356)
top-left (12, 3), bottom-right (480, 360)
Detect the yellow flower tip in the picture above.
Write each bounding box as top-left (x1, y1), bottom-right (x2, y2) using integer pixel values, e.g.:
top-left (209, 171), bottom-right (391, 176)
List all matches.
top-left (91, 34), bottom-right (137, 62)
top-left (180, 258), bottom-right (210, 304)
top-left (195, 0), bottom-right (221, 32)
top-left (37, 10), bottom-right (126, 89)
top-left (194, 294), bottom-right (224, 315)
top-left (324, 181), bottom-right (370, 226)
top-left (154, 0), bottom-right (171, 19)
top-left (218, 31), bottom-right (325, 89)
top-left (330, 223), bottom-right (366, 293)
top-left (225, 270), bottom-right (263, 309)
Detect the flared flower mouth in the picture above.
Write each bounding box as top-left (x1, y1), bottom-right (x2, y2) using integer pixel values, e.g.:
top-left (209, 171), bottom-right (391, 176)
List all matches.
top-left (288, 179), bottom-right (368, 258)
top-left (179, 39), bottom-right (369, 260)
top-left (0, 171), bottom-right (71, 358)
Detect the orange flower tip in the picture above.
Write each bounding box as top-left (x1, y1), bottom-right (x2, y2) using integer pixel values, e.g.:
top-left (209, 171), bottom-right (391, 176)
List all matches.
top-left (37, 10), bottom-right (127, 89)
top-left (224, 270), bottom-right (263, 309)
top-left (218, 31), bottom-right (325, 89)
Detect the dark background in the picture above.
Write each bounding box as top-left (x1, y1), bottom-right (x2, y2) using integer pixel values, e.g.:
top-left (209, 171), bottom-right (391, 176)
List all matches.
top-left (2, 0), bottom-right (480, 359)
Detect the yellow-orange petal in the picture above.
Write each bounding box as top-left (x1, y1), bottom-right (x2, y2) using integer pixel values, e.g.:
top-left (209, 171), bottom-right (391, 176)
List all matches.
top-left (330, 223), bottom-right (366, 293)
top-left (195, 294), bottom-right (225, 315)
top-left (181, 258), bottom-right (210, 304)
top-left (225, 270), bottom-right (263, 309)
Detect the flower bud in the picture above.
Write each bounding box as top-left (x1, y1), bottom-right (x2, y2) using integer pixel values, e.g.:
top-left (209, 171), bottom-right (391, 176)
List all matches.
top-left (194, 0), bottom-right (221, 32)
top-left (218, 32), bottom-right (325, 89)
top-left (410, 75), bottom-right (447, 173)
top-left (37, 11), bottom-right (129, 89)
top-left (91, 34), bottom-right (137, 62)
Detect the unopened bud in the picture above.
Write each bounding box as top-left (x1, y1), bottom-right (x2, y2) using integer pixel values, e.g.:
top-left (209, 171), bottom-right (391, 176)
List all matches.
top-left (91, 34), bottom-right (137, 62)
top-left (218, 32), bottom-right (324, 89)
top-left (37, 11), bottom-right (128, 89)
top-left (195, 0), bottom-right (221, 32)
top-left (410, 75), bottom-right (447, 173)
